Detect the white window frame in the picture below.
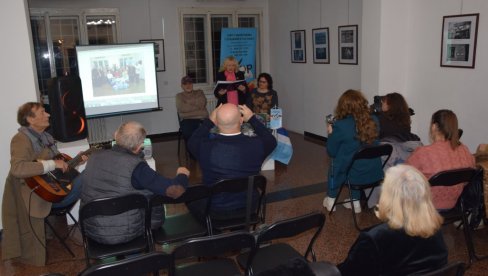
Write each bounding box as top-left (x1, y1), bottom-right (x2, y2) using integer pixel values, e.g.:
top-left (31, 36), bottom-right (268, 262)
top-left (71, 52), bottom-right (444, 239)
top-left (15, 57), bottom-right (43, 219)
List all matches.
top-left (179, 7), bottom-right (263, 91)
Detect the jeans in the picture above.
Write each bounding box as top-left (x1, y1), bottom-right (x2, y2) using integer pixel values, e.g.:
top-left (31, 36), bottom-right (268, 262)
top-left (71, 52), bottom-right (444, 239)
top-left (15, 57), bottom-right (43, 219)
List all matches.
top-left (52, 176), bottom-right (82, 209)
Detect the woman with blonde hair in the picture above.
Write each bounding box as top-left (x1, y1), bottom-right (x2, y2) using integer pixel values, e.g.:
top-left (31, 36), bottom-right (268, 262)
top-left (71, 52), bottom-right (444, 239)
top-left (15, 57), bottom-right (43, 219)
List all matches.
top-left (406, 109), bottom-right (475, 210)
top-left (323, 89), bottom-right (382, 213)
top-left (214, 56), bottom-right (248, 106)
top-left (338, 164), bottom-right (448, 276)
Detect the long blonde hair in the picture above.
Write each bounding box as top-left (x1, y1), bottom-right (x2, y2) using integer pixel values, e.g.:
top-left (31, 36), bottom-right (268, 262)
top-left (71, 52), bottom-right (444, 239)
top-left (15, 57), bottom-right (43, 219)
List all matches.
top-left (219, 56), bottom-right (239, 72)
top-left (376, 164), bottom-right (443, 238)
top-left (335, 89), bottom-right (378, 144)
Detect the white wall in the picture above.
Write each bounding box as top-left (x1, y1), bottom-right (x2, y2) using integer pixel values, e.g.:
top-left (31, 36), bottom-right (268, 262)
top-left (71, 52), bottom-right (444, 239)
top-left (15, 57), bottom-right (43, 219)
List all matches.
top-left (0, 0), bottom-right (39, 229)
top-left (362, 0), bottom-right (488, 152)
top-left (268, 0), bottom-right (363, 137)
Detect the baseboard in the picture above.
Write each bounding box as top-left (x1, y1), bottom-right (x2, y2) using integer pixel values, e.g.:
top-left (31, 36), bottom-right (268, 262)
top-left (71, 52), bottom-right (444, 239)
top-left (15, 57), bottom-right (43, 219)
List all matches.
top-left (147, 132), bottom-right (179, 143)
top-left (304, 131), bottom-right (327, 142)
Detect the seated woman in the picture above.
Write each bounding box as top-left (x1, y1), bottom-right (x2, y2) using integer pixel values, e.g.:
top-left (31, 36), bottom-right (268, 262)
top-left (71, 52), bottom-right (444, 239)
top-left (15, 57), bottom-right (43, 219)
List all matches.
top-left (406, 109), bottom-right (475, 210)
top-left (215, 56), bottom-right (248, 106)
top-left (246, 72), bottom-right (278, 115)
top-left (323, 90), bottom-right (383, 213)
top-left (338, 164), bottom-right (448, 276)
top-left (376, 92), bottom-right (416, 141)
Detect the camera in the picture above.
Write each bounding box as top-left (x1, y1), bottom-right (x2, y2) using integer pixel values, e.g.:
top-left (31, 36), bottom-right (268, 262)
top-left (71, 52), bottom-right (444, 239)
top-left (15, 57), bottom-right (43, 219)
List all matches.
top-left (326, 114), bottom-right (336, 125)
top-left (370, 95), bottom-right (383, 114)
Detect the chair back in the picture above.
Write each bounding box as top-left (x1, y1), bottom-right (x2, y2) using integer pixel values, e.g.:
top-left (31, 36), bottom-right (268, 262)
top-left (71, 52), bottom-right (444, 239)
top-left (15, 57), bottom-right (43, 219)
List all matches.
top-left (255, 212), bottom-right (325, 260)
top-left (352, 143), bottom-right (393, 168)
top-left (428, 168), bottom-right (477, 187)
top-left (417, 261), bottom-right (465, 276)
top-left (173, 231), bottom-right (255, 260)
top-left (78, 251), bottom-right (173, 276)
top-left (150, 185), bottom-right (210, 205)
top-left (208, 175), bottom-right (267, 232)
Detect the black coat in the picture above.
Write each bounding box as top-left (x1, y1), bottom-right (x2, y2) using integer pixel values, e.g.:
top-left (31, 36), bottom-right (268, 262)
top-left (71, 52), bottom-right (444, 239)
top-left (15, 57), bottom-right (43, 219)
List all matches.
top-left (214, 71), bottom-right (248, 105)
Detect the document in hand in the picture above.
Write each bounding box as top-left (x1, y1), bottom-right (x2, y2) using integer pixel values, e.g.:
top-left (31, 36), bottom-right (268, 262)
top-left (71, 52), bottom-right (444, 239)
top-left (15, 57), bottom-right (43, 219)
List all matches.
top-left (213, 80), bottom-right (247, 95)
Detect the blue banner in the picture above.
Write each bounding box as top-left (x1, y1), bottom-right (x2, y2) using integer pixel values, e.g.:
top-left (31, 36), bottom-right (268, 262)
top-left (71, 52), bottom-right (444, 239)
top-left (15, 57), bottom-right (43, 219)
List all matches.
top-left (220, 28), bottom-right (257, 91)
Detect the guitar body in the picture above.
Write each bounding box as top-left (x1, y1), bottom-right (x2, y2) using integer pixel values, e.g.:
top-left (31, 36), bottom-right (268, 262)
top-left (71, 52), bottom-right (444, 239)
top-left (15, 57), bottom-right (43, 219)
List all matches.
top-left (25, 153), bottom-right (78, 203)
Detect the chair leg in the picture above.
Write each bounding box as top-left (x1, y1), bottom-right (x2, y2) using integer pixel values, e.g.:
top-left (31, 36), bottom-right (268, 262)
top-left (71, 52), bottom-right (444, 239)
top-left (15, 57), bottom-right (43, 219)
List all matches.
top-left (45, 218), bottom-right (75, 257)
top-left (348, 185), bottom-right (361, 231)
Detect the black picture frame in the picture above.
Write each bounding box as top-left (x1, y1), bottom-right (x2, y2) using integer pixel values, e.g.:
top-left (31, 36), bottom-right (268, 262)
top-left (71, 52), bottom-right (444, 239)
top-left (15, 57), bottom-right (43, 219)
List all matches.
top-left (440, 13), bottom-right (479, 68)
top-left (312, 27), bottom-right (330, 64)
top-left (290, 30), bottom-right (306, 63)
top-left (140, 39), bottom-right (165, 71)
top-left (338, 25), bottom-right (358, 65)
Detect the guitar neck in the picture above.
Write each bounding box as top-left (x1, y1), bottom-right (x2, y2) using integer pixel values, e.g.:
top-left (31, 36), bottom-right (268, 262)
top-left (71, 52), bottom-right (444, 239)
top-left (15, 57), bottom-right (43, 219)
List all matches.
top-left (66, 147), bottom-right (95, 169)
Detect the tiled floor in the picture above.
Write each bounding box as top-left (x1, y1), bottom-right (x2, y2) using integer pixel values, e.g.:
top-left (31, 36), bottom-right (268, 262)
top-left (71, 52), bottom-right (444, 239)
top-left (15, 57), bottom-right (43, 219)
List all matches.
top-left (1, 132), bottom-right (487, 275)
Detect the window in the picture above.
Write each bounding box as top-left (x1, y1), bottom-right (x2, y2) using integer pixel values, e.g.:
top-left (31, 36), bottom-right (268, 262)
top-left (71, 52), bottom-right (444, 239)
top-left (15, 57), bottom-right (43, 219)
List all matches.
top-left (180, 8), bottom-right (261, 85)
top-left (29, 9), bottom-right (119, 97)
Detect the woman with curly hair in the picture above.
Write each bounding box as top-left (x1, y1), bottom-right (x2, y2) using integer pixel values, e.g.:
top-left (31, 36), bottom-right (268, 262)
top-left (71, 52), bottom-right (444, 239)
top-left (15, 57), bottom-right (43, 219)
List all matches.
top-left (323, 90), bottom-right (383, 213)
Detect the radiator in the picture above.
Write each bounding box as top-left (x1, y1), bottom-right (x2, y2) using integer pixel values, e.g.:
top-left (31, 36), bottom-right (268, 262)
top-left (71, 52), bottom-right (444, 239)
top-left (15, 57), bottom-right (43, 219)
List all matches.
top-left (87, 118), bottom-right (110, 144)
top-left (206, 97), bottom-right (218, 114)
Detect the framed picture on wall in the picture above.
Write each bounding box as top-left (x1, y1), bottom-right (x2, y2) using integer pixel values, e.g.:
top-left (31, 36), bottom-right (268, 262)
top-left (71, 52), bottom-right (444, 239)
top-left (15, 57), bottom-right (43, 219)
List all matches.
top-left (440, 13), bottom-right (479, 68)
top-left (312, 27), bottom-right (330, 64)
top-left (140, 39), bottom-right (166, 71)
top-left (290, 30), bottom-right (306, 63)
top-left (338, 25), bottom-right (358, 65)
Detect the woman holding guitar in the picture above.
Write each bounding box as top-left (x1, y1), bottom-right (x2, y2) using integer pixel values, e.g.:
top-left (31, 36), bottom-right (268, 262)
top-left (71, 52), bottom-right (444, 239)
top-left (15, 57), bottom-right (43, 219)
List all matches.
top-left (2, 102), bottom-right (87, 266)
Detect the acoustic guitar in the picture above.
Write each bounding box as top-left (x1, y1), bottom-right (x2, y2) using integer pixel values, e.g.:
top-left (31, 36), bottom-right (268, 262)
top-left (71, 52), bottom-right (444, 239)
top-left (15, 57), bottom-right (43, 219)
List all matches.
top-left (25, 147), bottom-right (98, 203)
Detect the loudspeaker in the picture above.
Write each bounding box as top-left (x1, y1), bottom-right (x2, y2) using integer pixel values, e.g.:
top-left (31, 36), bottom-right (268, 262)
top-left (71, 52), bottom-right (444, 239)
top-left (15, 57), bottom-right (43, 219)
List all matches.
top-left (47, 76), bottom-right (88, 142)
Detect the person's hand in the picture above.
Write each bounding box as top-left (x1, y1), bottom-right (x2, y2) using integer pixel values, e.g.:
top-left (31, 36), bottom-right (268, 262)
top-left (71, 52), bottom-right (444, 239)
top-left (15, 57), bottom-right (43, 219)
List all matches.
top-left (54, 159), bottom-right (69, 173)
top-left (176, 166), bottom-right (190, 177)
top-left (237, 84), bottom-right (246, 92)
top-left (239, 105), bottom-right (253, 122)
top-left (327, 123), bottom-right (333, 134)
top-left (210, 104), bottom-right (222, 124)
top-left (218, 89), bottom-right (227, 95)
top-left (166, 185), bottom-right (185, 199)
top-left (78, 152), bottom-right (89, 166)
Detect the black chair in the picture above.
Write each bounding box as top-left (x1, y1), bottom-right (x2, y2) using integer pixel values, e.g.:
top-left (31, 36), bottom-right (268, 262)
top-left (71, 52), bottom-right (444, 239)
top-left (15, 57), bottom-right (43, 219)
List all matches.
top-left (237, 212), bottom-right (326, 275)
top-left (429, 168), bottom-right (486, 265)
top-left (172, 231), bottom-right (255, 276)
top-left (208, 175), bottom-right (267, 234)
top-left (79, 194), bottom-right (153, 267)
top-left (415, 261), bottom-right (465, 276)
top-left (329, 144), bottom-right (393, 231)
top-left (45, 201), bottom-right (79, 257)
top-left (150, 185), bottom-right (211, 246)
top-left (78, 251), bottom-right (173, 276)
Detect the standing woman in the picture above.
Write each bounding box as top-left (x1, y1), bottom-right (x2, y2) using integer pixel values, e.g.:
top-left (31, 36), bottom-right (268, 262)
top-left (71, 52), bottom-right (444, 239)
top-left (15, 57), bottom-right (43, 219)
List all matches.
top-left (246, 72), bottom-right (278, 115)
top-left (323, 90), bottom-right (383, 213)
top-left (406, 109), bottom-right (475, 210)
top-left (215, 56), bottom-right (248, 106)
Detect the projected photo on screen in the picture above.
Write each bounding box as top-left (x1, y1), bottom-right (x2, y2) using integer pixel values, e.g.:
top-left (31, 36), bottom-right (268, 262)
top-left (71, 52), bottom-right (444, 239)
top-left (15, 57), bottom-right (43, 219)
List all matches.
top-left (76, 43), bottom-right (160, 118)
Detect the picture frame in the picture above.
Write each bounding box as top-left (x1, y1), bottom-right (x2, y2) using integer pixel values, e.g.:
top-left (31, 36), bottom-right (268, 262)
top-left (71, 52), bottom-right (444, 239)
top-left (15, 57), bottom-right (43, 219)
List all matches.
top-left (290, 30), bottom-right (306, 63)
top-left (440, 13), bottom-right (479, 68)
top-left (139, 39), bottom-right (165, 71)
top-left (312, 27), bottom-right (330, 64)
top-left (338, 25), bottom-right (358, 65)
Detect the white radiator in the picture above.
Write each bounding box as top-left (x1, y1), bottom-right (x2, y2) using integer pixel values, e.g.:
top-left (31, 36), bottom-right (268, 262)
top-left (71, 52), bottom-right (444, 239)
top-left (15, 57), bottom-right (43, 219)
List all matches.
top-left (87, 118), bottom-right (110, 144)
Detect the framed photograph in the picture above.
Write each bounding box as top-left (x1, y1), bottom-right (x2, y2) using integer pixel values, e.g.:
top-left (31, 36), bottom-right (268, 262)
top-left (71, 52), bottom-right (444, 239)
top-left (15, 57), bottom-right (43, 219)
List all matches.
top-left (440, 13), bottom-right (479, 68)
top-left (312, 28), bottom-right (330, 64)
top-left (140, 39), bottom-right (165, 71)
top-left (338, 25), bottom-right (358, 65)
top-left (290, 30), bottom-right (306, 63)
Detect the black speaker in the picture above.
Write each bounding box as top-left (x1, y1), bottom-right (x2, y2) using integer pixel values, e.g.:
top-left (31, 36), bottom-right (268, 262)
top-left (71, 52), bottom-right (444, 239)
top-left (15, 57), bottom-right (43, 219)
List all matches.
top-left (47, 75), bottom-right (88, 142)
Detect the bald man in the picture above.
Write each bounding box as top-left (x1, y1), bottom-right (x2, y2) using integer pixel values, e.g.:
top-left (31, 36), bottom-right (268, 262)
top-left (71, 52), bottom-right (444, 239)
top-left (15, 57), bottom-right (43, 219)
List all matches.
top-left (187, 104), bottom-right (277, 221)
top-left (80, 121), bottom-right (189, 245)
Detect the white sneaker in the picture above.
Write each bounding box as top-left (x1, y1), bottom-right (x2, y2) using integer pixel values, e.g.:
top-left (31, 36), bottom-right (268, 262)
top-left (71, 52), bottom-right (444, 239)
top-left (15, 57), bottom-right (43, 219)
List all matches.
top-left (323, 196), bottom-right (336, 212)
top-left (343, 198), bottom-right (362, 213)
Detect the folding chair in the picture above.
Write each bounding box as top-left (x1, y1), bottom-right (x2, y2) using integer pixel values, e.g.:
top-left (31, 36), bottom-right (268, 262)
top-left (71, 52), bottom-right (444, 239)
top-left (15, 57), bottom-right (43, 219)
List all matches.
top-left (150, 185), bottom-right (211, 246)
top-left (208, 175), bottom-right (267, 234)
top-left (329, 144), bottom-right (392, 231)
top-left (45, 201), bottom-right (79, 257)
top-left (413, 261), bottom-right (465, 276)
top-left (237, 212), bottom-right (326, 275)
top-left (429, 167), bottom-right (486, 265)
top-left (78, 251), bottom-right (173, 276)
top-left (79, 194), bottom-right (153, 267)
top-left (172, 231), bottom-right (255, 276)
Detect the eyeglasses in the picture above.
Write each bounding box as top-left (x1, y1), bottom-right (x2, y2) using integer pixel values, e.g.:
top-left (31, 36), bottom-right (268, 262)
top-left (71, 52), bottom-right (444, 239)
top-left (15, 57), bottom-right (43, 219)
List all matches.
top-left (258, 80), bottom-right (267, 83)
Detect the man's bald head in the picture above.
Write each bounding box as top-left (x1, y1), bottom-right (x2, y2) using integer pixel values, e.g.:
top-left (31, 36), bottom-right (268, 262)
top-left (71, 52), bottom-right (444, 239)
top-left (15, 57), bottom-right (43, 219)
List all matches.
top-left (114, 121), bottom-right (146, 152)
top-left (216, 104), bottom-right (242, 133)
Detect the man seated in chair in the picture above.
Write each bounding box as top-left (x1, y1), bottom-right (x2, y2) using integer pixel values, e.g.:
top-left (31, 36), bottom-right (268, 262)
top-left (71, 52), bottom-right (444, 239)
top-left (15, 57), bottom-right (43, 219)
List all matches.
top-left (187, 103), bottom-right (277, 222)
top-left (175, 76), bottom-right (209, 148)
top-left (80, 121), bottom-right (189, 245)
top-left (2, 102), bottom-right (87, 266)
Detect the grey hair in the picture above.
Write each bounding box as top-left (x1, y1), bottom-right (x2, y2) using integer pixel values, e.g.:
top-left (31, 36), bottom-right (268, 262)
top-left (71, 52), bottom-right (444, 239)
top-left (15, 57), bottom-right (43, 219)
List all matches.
top-left (114, 121), bottom-right (146, 151)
